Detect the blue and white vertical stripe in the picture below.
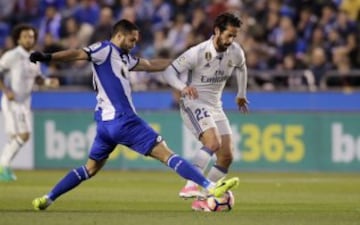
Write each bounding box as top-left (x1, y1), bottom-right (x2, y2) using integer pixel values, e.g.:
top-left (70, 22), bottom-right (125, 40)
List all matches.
top-left (83, 41), bottom-right (140, 121)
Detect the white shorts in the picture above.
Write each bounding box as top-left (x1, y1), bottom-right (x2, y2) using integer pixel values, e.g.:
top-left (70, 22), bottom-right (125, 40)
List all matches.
top-left (1, 97), bottom-right (31, 135)
top-left (180, 98), bottom-right (232, 138)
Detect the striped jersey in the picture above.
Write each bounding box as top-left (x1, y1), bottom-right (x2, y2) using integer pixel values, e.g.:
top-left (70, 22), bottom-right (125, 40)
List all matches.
top-left (83, 41), bottom-right (139, 121)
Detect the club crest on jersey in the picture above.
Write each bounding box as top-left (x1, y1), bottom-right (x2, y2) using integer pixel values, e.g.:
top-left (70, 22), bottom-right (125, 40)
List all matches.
top-left (228, 60), bottom-right (233, 67)
top-left (205, 52), bottom-right (212, 61)
top-left (176, 55), bottom-right (186, 66)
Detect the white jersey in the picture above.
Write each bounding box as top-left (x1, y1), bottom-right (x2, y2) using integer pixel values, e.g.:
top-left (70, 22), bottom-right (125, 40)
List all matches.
top-left (171, 37), bottom-right (247, 108)
top-left (0, 46), bottom-right (41, 105)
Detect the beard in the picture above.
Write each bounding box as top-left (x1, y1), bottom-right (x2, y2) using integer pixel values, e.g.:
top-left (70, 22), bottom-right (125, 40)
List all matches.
top-left (216, 39), bottom-right (230, 52)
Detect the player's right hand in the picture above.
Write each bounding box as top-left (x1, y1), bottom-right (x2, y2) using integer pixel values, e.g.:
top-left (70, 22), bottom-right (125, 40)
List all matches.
top-left (29, 51), bottom-right (52, 63)
top-left (181, 86), bottom-right (198, 99)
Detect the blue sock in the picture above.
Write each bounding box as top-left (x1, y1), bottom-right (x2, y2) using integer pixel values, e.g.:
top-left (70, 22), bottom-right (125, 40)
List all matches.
top-left (48, 166), bottom-right (90, 201)
top-left (167, 154), bottom-right (211, 188)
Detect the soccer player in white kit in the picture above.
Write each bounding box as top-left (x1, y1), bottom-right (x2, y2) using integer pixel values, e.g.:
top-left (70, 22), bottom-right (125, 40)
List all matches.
top-left (0, 24), bottom-right (59, 181)
top-left (163, 13), bottom-right (249, 211)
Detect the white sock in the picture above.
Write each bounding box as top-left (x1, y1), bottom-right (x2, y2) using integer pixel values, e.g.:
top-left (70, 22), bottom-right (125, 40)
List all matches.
top-left (207, 165), bottom-right (227, 183)
top-left (185, 146), bottom-right (214, 187)
top-left (0, 136), bottom-right (25, 167)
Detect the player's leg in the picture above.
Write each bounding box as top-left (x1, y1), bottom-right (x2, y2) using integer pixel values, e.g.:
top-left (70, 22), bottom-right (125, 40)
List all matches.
top-left (179, 102), bottom-right (221, 198)
top-left (32, 122), bottom-right (117, 210)
top-left (0, 102), bottom-right (30, 181)
top-left (32, 158), bottom-right (107, 210)
top-left (207, 119), bottom-right (234, 183)
top-left (188, 118), bottom-right (234, 211)
top-left (180, 128), bottom-right (221, 197)
top-left (150, 141), bottom-right (213, 193)
top-left (149, 141), bottom-right (238, 197)
top-left (32, 156), bottom-right (110, 211)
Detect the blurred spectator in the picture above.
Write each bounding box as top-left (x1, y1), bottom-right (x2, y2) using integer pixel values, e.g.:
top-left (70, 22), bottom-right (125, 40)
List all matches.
top-left (164, 13), bottom-right (191, 56)
top-left (206, 0), bottom-right (228, 21)
top-left (190, 7), bottom-right (212, 41)
top-left (328, 47), bottom-right (352, 88)
top-left (150, 0), bottom-right (172, 31)
top-left (296, 6), bottom-right (317, 42)
top-left (0, 0), bottom-right (359, 90)
top-left (73, 0), bottom-right (100, 25)
top-left (89, 6), bottom-right (114, 43)
top-left (38, 5), bottom-right (62, 44)
top-left (308, 47), bottom-right (331, 87)
top-left (340, 0), bottom-right (360, 21)
top-left (60, 0), bottom-right (80, 18)
top-left (171, 0), bottom-right (192, 21)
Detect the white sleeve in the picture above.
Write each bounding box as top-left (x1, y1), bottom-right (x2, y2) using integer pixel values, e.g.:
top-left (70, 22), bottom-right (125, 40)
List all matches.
top-left (83, 42), bottom-right (110, 64)
top-left (235, 64), bottom-right (247, 98)
top-left (171, 47), bottom-right (197, 74)
top-left (162, 65), bottom-right (187, 91)
top-left (0, 51), bottom-right (13, 73)
top-left (235, 49), bottom-right (247, 98)
top-left (162, 48), bottom-right (197, 91)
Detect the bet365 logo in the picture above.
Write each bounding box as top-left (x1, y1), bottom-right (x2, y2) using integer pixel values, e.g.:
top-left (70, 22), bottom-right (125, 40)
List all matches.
top-left (332, 123), bottom-right (360, 163)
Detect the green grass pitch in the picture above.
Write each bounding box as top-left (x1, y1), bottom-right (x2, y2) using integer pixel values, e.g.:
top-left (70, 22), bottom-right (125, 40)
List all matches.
top-left (0, 170), bottom-right (359, 225)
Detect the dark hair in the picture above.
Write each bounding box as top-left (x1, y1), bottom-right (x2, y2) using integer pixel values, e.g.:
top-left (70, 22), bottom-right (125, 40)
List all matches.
top-left (111, 19), bottom-right (139, 37)
top-left (213, 13), bottom-right (242, 34)
top-left (11, 23), bottom-right (38, 44)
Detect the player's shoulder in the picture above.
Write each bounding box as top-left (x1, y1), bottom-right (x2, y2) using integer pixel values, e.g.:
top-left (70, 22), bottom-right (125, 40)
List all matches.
top-left (85, 41), bottom-right (110, 53)
top-left (1, 47), bottom-right (18, 57)
top-left (229, 42), bottom-right (245, 55)
top-left (187, 39), bottom-right (210, 54)
top-left (229, 42), bottom-right (246, 63)
top-left (0, 48), bottom-right (19, 63)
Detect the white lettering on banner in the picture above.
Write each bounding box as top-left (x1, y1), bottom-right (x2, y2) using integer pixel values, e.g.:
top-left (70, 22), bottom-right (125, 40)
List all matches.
top-left (45, 121), bottom-right (96, 160)
top-left (332, 123), bottom-right (360, 163)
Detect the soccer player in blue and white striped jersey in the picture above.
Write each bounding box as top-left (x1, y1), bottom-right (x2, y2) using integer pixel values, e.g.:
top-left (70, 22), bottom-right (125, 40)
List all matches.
top-left (30, 19), bottom-right (239, 211)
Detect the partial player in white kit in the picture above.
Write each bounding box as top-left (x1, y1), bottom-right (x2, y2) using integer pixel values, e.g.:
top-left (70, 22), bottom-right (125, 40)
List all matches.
top-left (163, 12), bottom-right (249, 211)
top-left (0, 24), bottom-right (59, 181)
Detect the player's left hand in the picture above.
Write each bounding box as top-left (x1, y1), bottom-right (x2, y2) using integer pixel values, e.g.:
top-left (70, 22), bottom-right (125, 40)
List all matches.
top-left (236, 97), bottom-right (249, 113)
top-left (181, 86), bottom-right (198, 99)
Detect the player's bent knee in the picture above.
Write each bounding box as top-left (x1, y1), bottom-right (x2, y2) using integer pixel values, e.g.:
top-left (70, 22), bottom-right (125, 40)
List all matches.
top-left (204, 141), bottom-right (221, 153)
top-left (18, 133), bottom-right (30, 142)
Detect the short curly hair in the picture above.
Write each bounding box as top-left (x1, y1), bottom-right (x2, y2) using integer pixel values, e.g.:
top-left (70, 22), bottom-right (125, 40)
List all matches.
top-left (11, 23), bottom-right (38, 45)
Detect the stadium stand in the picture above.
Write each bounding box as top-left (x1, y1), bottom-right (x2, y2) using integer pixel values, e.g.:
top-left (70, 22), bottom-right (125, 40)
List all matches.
top-left (0, 0), bottom-right (359, 91)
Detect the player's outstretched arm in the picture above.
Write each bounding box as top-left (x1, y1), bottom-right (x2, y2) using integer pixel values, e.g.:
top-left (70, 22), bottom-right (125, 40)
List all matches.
top-left (133, 58), bottom-right (171, 72)
top-left (30, 49), bottom-right (89, 63)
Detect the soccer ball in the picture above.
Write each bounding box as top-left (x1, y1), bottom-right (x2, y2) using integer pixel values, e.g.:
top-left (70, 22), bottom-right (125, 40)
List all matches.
top-left (207, 191), bottom-right (235, 212)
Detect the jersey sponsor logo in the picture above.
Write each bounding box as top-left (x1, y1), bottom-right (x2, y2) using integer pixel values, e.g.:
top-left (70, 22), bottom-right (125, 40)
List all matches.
top-left (200, 75), bottom-right (229, 83)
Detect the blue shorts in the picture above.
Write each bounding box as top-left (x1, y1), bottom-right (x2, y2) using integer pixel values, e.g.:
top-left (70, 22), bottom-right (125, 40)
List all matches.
top-left (89, 113), bottom-right (162, 161)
